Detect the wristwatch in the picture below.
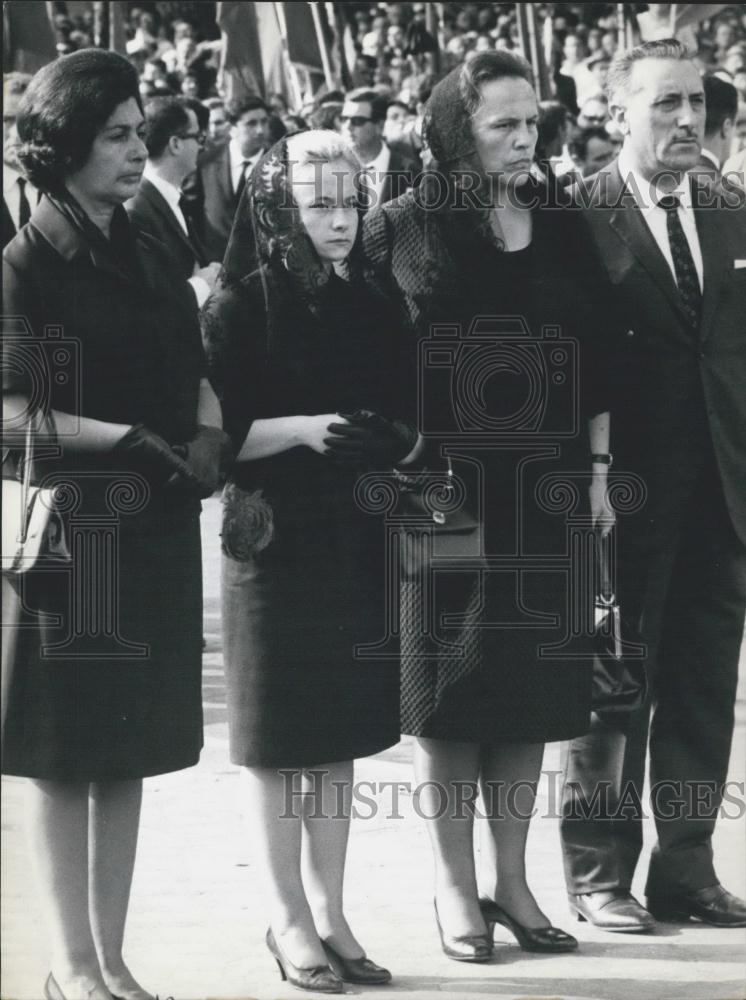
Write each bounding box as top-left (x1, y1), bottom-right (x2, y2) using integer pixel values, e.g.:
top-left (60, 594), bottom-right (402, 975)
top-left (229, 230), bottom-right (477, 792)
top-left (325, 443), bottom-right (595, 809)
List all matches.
top-left (591, 453), bottom-right (613, 466)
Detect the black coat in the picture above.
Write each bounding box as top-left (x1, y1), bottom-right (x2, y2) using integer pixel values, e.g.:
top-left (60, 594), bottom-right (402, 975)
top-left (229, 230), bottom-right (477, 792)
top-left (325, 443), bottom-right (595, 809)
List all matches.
top-left (2, 196), bottom-right (206, 780)
top-left (126, 177), bottom-right (208, 286)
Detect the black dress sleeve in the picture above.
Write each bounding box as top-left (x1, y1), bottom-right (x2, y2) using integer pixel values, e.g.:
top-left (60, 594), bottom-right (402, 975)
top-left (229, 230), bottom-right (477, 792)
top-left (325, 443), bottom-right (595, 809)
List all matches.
top-left (2, 249), bottom-right (45, 398)
top-left (201, 272), bottom-right (269, 453)
top-left (569, 213), bottom-right (615, 421)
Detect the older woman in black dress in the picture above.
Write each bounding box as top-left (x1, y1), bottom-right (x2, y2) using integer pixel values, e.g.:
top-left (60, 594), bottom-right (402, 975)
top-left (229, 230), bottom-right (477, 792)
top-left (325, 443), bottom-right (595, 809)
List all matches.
top-left (2, 51), bottom-right (227, 1000)
top-left (363, 51), bottom-right (613, 960)
top-left (202, 130), bottom-right (417, 993)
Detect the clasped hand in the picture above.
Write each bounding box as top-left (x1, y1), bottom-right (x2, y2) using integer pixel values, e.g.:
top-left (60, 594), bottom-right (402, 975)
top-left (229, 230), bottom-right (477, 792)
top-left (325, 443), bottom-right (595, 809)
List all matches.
top-left (323, 410), bottom-right (417, 467)
top-left (115, 423), bottom-right (233, 498)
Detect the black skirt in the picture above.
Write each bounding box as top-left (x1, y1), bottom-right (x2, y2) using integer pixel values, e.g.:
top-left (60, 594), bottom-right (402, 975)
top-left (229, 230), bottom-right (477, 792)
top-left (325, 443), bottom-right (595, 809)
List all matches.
top-left (221, 460), bottom-right (400, 769)
top-left (1, 513), bottom-right (204, 780)
top-left (400, 453), bottom-right (593, 744)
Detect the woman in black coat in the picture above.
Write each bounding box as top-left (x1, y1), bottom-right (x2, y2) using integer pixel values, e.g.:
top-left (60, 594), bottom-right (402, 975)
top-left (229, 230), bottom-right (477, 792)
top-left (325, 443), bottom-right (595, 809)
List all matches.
top-left (362, 51), bottom-right (614, 960)
top-left (2, 51), bottom-right (228, 1000)
top-left (202, 130), bottom-right (416, 992)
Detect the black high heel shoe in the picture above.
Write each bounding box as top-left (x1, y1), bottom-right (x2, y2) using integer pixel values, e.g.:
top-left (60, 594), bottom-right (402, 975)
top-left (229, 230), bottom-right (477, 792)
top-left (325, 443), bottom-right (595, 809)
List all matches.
top-left (265, 927), bottom-right (343, 994)
top-left (322, 939), bottom-right (392, 985)
top-left (433, 899), bottom-right (493, 963)
top-left (479, 898), bottom-right (578, 953)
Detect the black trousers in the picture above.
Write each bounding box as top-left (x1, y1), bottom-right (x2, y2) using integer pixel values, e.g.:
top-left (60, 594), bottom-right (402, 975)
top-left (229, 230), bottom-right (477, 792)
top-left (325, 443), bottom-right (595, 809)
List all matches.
top-left (560, 460), bottom-right (746, 896)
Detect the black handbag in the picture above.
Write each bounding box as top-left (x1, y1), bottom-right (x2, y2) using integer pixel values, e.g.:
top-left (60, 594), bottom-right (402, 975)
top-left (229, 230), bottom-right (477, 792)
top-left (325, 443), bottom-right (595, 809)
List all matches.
top-left (592, 534), bottom-right (647, 715)
top-left (394, 459), bottom-right (482, 576)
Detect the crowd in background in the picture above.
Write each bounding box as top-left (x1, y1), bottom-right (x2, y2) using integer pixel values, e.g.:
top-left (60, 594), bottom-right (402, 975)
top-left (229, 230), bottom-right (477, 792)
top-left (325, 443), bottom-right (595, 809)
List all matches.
top-left (25, 3), bottom-right (746, 176)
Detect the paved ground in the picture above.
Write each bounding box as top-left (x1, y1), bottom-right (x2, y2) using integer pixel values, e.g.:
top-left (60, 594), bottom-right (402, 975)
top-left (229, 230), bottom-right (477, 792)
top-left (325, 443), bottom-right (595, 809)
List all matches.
top-left (2, 497), bottom-right (745, 1000)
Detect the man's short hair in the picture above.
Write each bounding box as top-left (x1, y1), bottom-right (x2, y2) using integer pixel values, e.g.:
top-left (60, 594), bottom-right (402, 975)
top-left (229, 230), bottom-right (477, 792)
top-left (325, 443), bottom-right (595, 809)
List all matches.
top-left (143, 96), bottom-right (191, 158)
top-left (181, 95), bottom-right (209, 131)
top-left (345, 88), bottom-right (388, 122)
top-left (569, 125), bottom-right (611, 161)
top-left (538, 100), bottom-right (568, 146)
top-left (703, 74), bottom-right (738, 136)
top-left (225, 96), bottom-right (269, 124)
top-left (387, 99), bottom-right (411, 115)
top-left (606, 37), bottom-right (691, 103)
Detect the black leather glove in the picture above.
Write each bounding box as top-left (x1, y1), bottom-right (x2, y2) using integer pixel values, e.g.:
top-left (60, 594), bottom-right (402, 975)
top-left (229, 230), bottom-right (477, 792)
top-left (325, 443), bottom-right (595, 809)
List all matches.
top-left (172, 424), bottom-right (234, 498)
top-left (324, 410), bottom-right (418, 468)
top-left (114, 423), bottom-right (200, 489)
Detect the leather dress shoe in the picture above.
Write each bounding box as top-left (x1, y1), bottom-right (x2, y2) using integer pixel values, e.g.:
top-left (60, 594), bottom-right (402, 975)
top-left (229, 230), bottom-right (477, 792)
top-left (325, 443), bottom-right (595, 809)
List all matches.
top-left (434, 899), bottom-right (494, 962)
top-left (569, 890), bottom-right (656, 932)
top-left (321, 939), bottom-right (392, 984)
top-left (646, 884), bottom-right (746, 927)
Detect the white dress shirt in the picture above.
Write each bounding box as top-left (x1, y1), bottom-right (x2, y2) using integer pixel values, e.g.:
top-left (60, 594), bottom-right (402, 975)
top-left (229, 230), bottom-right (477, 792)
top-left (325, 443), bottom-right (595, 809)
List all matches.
top-left (362, 142), bottom-right (391, 207)
top-left (142, 164), bottom-right (211, 307)
top-left (618, 147), bottom-right (704, 293)
top-left (229, 139), bottom-right (263, 195)
top-left (3, 165), bottom-right (39, 231)
top-left (700, 147), bottom-right (720, 173)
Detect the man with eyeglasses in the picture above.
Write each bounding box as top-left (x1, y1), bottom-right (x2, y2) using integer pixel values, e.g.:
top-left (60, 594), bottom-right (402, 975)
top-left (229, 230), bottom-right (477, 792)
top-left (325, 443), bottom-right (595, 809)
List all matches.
top-left (340, 88), bottom-right (416, 209)
top-left (196, 96), bottom-right (270, 259)
top-left (127, 96), bottom-right (220, 307)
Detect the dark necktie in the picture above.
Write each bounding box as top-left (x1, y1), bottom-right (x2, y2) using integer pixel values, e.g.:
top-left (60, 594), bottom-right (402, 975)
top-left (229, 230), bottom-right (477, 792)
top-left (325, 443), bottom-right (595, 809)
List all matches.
top-left (178, 194), bottom-right (208, 267)
top-left (17, 177), bottom-right (31, 228)
top-left (234, 159), bottom-right (250, 206)
top-left (658, 194), bottom-right (702, 331)
top-left (359, 167), bottom-right (375, 211)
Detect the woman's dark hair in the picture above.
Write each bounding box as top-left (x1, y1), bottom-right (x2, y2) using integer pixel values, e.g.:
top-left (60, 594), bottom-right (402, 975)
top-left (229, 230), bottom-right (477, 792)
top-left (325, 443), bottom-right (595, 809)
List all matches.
top-left (458, 49), bottom-right (534, 116)
top-left (16, 49), bottom-right (142, 192)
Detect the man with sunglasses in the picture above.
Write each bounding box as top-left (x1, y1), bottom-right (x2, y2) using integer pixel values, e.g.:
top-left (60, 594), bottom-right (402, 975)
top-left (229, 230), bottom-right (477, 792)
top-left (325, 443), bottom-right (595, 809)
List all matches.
top-left (127, 96), bottom-right (220, 307)
top-left (340, 88), bottom-right (416, 208)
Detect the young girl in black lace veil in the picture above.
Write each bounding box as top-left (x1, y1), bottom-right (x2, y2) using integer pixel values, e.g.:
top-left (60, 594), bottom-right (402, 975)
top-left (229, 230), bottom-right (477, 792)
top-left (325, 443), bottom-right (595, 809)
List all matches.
top-left (202, 131), bottom-right (418, 991)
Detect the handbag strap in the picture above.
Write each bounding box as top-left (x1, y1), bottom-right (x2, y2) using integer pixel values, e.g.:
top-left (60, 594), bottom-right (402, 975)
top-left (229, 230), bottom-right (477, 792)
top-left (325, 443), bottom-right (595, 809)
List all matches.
top-left (595, 528), bottom-right (615, 605)
top-left (18, 409), bottom-right (57, 543)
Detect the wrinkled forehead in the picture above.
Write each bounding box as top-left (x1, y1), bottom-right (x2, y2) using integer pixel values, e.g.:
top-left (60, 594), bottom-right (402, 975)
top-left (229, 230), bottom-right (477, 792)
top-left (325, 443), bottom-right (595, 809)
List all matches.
top-left (627, 57), bottom-right (703, 99)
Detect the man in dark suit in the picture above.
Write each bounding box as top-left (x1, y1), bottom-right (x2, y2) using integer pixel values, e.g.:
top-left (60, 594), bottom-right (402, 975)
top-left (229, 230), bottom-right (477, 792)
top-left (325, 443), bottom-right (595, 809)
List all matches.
top-left (561, 39), bottom-right (746, 932)
top-left (127, 97), bottom-right (220, 307)
top-left (3, 72), bottom-right (35, 248)
top-left (194, 96), bottom-right (270, 261)
top-left (340, 88), bottom-right (417, 208)
top-left (692, 75), bottom-right (738, 182)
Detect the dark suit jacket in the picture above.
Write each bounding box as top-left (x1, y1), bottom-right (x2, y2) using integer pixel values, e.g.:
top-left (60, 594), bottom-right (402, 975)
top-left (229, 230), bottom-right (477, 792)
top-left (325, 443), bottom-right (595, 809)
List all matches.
top-left (126, 178), bottom-right (208, 286)
top-left (575, 159), bottom-right (746, 544)
top-left (193, 141), bottom-right (241, 263)
top-left (378, 144), bottom-right (418, 206)
top-left (3, 198), bottom-right (16, 249)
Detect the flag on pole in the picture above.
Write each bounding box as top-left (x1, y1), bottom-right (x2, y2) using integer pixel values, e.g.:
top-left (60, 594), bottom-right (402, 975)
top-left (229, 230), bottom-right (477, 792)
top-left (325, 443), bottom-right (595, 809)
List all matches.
top-left (216, 1), bottom-right (287, 103)
top-left (3, 0), bottom-right (57, 74)
top-left (109, 1), bottom-right (128, 56)
top-left (515, 4), bottom-right (551, 100)
top-left (326, 2), bottom-right (355, 88)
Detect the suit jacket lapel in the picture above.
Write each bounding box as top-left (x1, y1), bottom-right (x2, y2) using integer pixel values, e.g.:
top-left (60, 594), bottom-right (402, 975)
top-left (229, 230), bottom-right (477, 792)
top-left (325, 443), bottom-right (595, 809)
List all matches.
top-left (693, 179), bottom-right (729, 344)
top-left (141, 179), bottom-right (201, 260)
top-left (604, 164), bottom-right (691, 328)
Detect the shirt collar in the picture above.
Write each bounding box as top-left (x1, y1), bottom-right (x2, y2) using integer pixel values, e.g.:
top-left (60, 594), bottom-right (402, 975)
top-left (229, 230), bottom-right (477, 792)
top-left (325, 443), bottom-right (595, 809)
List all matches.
top-left (700, 147), bottom-right (720, 171)
top-left (364, 141), bottom-right (390, 174)
top-left (143, 163), bottom-right (182, 212)
top-left (3, 163), bottom-right (25, 193)
top-left (618, 145), bottom-right (693, 212)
